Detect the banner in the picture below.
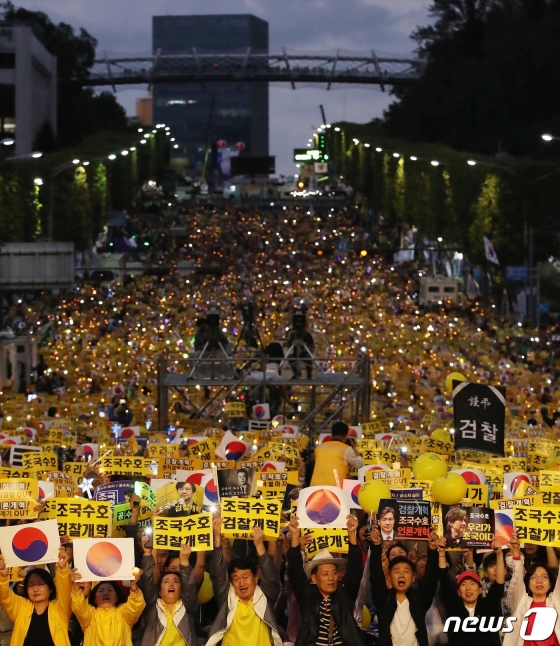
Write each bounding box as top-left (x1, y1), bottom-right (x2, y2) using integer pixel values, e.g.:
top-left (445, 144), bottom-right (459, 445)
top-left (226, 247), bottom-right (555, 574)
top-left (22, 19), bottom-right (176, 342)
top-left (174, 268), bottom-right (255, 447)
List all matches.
top-left (376, 499), bottom-right (431, 541)
top-left (442, 505), bottom-right (495, 550)
top-left (302, 527), bottom-right (349, 557)
top-left (153, 513), bottom-right (213, 551)
top-left (257, 471), bottom-right (298, 499)
top-left (0, 519), bottom-right (61, 567)
top-left (514, 506), bottom-right (560, 546)
top-left (147, 443), bottom-right (178, 458)
top-left (73, 538), bottom-right (135, 581)
top-left (296, 486), bottom-right (351, 529)
top-left (217, 468), bottom-right (258, 499)
top-left (0, 479), bottom-right (39, 519)
top-left (221, 497), bottom-right (282, 538)
top-left (453, 383), bottom-right (505, 456)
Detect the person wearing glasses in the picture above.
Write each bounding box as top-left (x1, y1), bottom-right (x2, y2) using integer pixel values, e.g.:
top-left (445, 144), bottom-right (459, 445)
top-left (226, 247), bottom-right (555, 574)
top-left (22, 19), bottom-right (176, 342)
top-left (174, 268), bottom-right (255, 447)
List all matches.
top-left (0, 547), bottom-right (71, 646)
top-left (504, 532), bottom-right (560, 646)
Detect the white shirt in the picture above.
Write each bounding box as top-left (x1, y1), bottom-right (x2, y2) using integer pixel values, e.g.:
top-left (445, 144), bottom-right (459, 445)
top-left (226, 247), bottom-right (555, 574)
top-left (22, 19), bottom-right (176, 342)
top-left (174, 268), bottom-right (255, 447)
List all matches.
top-left (344, 447), bottom-right (363, 469)
top-left (390, 598), bottom-right (419, 646)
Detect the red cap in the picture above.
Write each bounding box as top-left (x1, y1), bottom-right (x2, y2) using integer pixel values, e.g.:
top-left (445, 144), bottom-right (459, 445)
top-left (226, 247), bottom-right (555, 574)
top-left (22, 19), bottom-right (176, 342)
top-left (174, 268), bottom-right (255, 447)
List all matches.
top-left (456, 571), bottom-right (481, 587)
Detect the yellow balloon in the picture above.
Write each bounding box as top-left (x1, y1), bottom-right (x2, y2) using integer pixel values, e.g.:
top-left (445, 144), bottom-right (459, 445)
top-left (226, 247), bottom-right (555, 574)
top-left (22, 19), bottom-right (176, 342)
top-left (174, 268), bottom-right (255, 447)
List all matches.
top-left (430, 429), bottom-right (452, 443)
top-left (412, 452), bottom-right (448, 481)
top-left (197, 571), bottom-right (214, 604)
top-left (361, 605), bottom-right (371, 630)
top-left (431, 472), bottom-right (467, 505)
top-left (358, 480), bottom-right (392, 513)
top-left (445, 372), bottom-right (466, 392)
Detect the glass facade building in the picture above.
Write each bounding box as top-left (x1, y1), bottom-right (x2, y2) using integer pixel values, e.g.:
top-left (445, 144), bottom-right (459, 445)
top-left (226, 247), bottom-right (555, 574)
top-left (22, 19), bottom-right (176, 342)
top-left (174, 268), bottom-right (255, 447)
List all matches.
top-left (152, 14), bottom-right (269, 172)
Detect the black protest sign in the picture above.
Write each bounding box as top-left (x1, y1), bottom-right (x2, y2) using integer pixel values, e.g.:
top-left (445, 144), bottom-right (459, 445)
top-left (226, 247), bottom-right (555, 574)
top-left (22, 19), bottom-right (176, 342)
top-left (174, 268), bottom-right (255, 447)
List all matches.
top-left (377, 498), bottom-right (431, 541)
top-left (453, 382), bottom-right (505, 456)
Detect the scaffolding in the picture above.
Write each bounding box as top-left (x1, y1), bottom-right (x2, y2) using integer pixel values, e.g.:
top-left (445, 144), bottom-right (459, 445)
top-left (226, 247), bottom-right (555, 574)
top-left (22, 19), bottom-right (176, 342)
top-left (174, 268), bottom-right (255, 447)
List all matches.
top-left (157, 350), bottom-right (371, 440)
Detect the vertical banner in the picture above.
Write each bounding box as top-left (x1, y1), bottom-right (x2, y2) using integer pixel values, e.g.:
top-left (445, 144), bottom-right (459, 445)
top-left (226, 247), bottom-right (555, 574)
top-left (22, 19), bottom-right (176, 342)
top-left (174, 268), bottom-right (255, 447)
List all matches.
top-left (453, 382), bottom-right (506, 456)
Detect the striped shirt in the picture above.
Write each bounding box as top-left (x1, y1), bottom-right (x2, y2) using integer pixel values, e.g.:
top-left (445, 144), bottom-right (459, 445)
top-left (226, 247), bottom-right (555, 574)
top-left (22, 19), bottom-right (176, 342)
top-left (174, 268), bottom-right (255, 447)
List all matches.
top-left (316, 598), bottom-right (343, 646)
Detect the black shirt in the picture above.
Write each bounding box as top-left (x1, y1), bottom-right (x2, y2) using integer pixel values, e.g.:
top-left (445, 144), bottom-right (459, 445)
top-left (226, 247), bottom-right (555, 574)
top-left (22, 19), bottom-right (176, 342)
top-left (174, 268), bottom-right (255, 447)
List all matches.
top-left (22, 609), bottom-right (55, 646)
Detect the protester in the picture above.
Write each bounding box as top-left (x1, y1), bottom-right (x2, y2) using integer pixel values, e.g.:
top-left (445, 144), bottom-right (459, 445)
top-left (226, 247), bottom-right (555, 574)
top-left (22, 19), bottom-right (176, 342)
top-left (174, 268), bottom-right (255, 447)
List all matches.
top-left (369, 524), bottom-right (440, 646)
top-left (206, 515), bottom-right (282, 646)
top-left (0, 547), bottom-right (71, 646)
top-left (287, 513), bottom-right (365, 646)
top-left (138, 542), bottom-right (198, 646)
top-left (310, 421), bottom-right (363, 486)
top-left (70, 567), bottom-right (145, 646)
top-left (438, 536), bottom-right (505, 646)
top-left (504, 532), bottom-right (560, 646)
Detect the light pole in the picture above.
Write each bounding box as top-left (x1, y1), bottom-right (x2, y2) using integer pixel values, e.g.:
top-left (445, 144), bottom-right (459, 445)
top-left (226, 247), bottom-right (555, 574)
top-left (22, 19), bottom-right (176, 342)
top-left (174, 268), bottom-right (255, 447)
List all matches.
top-left (3, 151), bottom-right (42, 161)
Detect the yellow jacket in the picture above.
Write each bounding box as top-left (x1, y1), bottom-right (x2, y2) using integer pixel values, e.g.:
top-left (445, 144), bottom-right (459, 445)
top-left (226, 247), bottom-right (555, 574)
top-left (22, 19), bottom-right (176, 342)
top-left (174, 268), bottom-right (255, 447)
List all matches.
top-left (0, 566), bottom-right (72, 646)
top-left (71, 587), bottom-right (146, 646)
top-left (310, 440), bottom-right (349, 486)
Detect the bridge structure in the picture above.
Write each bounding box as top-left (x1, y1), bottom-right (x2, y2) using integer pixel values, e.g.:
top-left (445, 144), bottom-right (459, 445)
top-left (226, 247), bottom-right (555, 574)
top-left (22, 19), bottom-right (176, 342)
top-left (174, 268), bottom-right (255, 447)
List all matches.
top-left (84, 49), bottom-right (424, 90)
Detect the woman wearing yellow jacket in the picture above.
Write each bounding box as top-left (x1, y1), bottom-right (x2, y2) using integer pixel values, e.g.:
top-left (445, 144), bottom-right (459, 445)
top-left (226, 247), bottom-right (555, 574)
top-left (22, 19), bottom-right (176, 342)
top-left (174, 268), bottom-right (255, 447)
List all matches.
top-left (0, 547), bottom-right (72, 646)
top-left (70, 567), bottom-right (145, 646)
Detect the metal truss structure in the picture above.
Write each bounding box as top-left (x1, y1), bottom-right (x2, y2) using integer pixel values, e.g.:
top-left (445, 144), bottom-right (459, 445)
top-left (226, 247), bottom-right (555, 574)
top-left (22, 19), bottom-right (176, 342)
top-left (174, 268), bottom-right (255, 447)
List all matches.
top-left (157, 350), bottom-right (371, 439)
top-left (85, 50), bottom-right (424, 90)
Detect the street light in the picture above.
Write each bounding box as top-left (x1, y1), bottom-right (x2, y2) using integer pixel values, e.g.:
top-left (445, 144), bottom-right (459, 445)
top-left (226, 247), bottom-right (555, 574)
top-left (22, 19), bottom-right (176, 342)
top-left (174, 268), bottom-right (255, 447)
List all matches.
top-left (0, 138), bottom-right (14, 146)
top-left (542, 134), bottom-right (558, 142)
top-left (4, 151), bottom-right (42, 161)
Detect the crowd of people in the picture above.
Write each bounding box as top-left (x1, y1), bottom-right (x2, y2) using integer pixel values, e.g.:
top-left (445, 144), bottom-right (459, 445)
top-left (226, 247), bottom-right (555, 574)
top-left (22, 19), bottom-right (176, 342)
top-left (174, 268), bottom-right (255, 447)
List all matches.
top-left (0, 203), bottom-right (559, 646)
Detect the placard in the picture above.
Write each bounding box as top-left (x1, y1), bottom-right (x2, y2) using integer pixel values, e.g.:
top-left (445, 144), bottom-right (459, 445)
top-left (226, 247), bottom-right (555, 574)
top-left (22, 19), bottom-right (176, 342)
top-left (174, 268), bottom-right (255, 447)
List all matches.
top-left (73, 538), bottom-right (135, 581)
top-left (153, 513), bottom-right (213, 551)
top-left (100, 456), bottom-right (152, 477)
top-left (43, 498), bottom-right (112, 538)
top-left (217, 468), bottom-right (258, 498)
top-left (221, 497), bottom-right (282, 538)
top-left (376, 499), bottom-right (431, 541)
top-left (514, 506), bottom-right (560, 546)
top-left (302, 527), bottom-right (349, 557)
top-left (296, 486), bottom-right (351, 529)
top-left (0, 479), bottom-right (39, 519)
top-left (442, 505), bottom-right (495, 550)
top-left (0, 519), bottom-right (61, 567)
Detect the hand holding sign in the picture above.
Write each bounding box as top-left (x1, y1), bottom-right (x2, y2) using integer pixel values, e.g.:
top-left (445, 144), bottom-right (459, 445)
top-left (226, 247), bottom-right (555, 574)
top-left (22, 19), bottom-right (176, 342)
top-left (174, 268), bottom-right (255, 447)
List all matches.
top-left (0, 554), bottom-right (8, 578)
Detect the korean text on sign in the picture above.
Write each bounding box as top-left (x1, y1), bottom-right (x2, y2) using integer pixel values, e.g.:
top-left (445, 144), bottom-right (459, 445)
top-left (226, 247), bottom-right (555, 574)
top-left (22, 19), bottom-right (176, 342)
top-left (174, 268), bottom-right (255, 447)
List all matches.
top-left (221, 497), bottom-right (281, 539)
top-left (52, 499), bottom-right (111, 538)
top-left (0, 479), bottom-right (39, 519)
top-left (514, 506), bottom-right (560, 546)
top-left (153, 513), bottom-right (213, 551)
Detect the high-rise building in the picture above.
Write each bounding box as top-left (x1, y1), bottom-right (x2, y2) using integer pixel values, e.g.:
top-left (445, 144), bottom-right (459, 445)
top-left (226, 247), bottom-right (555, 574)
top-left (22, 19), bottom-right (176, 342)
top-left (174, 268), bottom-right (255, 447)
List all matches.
top-left (152, 14), bottom-right (268, 173)
top-left (0, 21), bottom-right (57, 157)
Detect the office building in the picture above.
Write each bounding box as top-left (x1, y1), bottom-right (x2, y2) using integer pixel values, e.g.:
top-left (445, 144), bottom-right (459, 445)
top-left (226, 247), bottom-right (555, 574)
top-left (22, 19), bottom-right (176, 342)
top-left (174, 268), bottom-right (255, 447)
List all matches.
top-left (152, 14), bottom-right (269, 172)
top-left (0, 21), bottom-right (57, 156)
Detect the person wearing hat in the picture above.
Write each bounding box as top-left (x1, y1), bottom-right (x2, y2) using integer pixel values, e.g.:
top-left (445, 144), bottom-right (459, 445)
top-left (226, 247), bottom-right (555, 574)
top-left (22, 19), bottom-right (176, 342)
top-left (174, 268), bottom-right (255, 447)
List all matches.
top-left (310, 422), bottom-right (363, 487)
top-left (287, 513), bottom-right (365, 646)
top-left (438, 536), bottom-right (505, 646)
top-left (369, 525), bottom-right (440, 646)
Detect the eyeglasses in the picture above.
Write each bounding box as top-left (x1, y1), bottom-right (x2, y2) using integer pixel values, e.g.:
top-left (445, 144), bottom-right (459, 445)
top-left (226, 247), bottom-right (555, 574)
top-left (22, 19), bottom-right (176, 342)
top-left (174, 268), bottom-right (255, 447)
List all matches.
top-left (27, 582), bottom-right (47, 589)
top-left (530, 575), bottom-right (549, 582)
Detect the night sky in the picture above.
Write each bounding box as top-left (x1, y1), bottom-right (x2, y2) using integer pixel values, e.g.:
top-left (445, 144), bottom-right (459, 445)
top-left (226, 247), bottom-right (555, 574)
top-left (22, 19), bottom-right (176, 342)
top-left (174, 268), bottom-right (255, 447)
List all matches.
top-left (17, 0), bottom-right (430, 174)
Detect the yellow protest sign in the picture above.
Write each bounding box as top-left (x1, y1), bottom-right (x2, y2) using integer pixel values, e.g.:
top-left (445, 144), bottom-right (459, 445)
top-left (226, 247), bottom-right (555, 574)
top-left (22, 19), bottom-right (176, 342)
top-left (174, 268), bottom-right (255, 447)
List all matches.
top-left (120, 435), bottom-right (140, 457)
top-left (302, 527), bottom-right (349, 557)
top-left (464, 485), bottom-right (489, 506)
top-left (270, 436), bottom-right (307, 452)
top-left (491, 457), bottom-right (527, 473)
top-left (249, 445), bottom-right (280, 462)
top-left (153, 514), bottom-right (213, 551)
top-left (180, 439), bottom-right (219, 461)
top-left (0, 479), bottom-right (39, 519)
top-left (100, 456), bottom-right (152, 477)
top-left (158, 457), bottom-right (198, 479)
top-left (63, 462), bottom-right (88, 484)
top-left (365, 468), bottom-right (411, 488)
top-left (221, 497), bottom-right (282, 538)
top-left (53, 498), bottom-right (112, 538)
top-left (417, 436), bottom-right (454, 456)
top-left (147, 443), bottom-right (178, 458)
top-left (491, 494), bottom-right (543, 510)
top-left (0, 467), bottom-right (33, 479)
top-left (356, 439), bottom-right (382, 452)
top-left (363, 450), bottom-right (400, 466)
top-left (528, 439), bottom-right (557, 455)
top-left (257, 471), bottom-right (298, 498)
top-left (514, 506), bottom-right (560, 546)
top-left (21, 451), bottom-right (58, 471)
top-left (45, 471), bottom-right (78, 497)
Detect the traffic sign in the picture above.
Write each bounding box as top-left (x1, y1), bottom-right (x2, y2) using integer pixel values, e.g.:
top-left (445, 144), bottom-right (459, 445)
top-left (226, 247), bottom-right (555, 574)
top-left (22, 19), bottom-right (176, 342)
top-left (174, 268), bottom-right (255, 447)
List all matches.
top-left (505, 266), bottom-right (528, 281)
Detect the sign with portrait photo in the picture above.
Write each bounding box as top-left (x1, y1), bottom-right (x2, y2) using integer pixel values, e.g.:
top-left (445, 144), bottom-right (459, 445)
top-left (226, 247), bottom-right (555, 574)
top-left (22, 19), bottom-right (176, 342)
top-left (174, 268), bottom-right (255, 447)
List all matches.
top-left (441, 505), bottom-right (495, 550)
top-left (216, 468), bottom-right (258, 498)
top-left (376, 499), bottom-right (431, 541)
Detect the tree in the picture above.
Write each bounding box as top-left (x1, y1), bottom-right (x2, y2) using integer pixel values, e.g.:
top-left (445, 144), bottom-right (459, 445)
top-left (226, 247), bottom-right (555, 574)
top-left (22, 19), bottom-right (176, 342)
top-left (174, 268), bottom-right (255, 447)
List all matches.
top-left (383, 0), bottom-right (560, 158)
top-left (1, 2), bottom-right (128, 146)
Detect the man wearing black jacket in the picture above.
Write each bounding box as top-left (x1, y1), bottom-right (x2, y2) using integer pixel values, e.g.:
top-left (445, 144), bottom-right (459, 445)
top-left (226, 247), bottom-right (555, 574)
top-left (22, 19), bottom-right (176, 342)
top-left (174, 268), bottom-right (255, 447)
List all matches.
top-left (437, 536), bottom-right (505, 646)
top-left (287, 514), bottom-right (365, 646)
top-left (369, 525), bottom-right (440, 646)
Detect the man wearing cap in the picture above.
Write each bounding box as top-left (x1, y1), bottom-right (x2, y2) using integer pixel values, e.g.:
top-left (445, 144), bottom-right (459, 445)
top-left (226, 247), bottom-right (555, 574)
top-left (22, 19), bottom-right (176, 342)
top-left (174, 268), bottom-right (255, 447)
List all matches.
top-left (287, 513), bottom-right (365, 646)
top-left (310, 422), bottom-right (363, 487)
top-left (438, 536), bottom-right (505, 646)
